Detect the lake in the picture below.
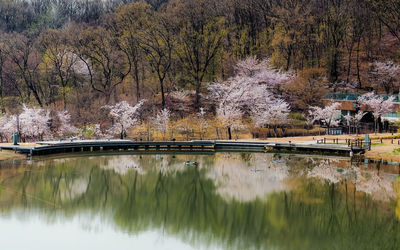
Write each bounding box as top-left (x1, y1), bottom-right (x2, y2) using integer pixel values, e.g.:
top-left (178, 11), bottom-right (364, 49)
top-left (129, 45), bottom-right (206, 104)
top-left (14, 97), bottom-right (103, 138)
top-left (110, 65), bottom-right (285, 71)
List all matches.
top-left (0, 152), bottom-right (399, 250)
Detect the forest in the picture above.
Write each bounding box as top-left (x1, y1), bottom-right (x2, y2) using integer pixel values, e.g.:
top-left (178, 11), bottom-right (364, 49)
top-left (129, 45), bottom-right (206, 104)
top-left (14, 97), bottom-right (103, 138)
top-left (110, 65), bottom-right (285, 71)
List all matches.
top-left (0, 0), bottom-right (400, 140)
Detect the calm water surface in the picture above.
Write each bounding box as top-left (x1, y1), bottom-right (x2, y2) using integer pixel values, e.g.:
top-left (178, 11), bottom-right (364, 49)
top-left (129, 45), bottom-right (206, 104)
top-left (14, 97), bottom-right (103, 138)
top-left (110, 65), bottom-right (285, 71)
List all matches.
top-left (0, 152), bottom-right (399, 250)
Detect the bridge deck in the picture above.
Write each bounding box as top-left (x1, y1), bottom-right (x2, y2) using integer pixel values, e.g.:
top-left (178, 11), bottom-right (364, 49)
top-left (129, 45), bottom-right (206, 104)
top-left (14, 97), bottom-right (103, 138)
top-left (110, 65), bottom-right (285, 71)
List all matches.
top-left (0, 140), bottom-right (367, 156)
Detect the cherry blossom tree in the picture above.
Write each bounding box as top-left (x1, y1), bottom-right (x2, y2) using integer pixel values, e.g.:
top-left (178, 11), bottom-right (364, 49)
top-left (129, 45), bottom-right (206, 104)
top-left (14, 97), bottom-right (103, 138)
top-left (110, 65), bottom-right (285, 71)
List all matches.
top-left (235, 57), bottom-right (268, 76)
top-left (252, 95), bottom-right (291, 137)
top-left (304, 114), bottom-right (316, 131)
top-left (153, 108), bottom-right (171, 140)
top-left (197, 107), bottom-right (209, 140)
top-left (0, 105), bottom-right (53, 141)
top-left (208, 57), bottom-right (294, 139)
top-left (309, 102), bottom-right (341, 134)
top-left (369, 61), bottom-right (400, 94)
top-left (235, 57), bottom-right (293, 90)
top-left (103, 100), bottom-right (145, 139)
top-left (57, 111), bottom-right (78, 137)
top-left (93, 124), bottom-right (105, 138)
top-left (208, 57), bottom-right (293, 106)
top-left (216, 102), bottom-right (243, 140)
top-left (18, 105), bottom-right (51, 140)
top-left (358, 93), bottom-right (395, 133)
top-left (343, 111), bottom-right (366, 135)
top-left (0, 115), bottom-right (16, 142)
top-left (208, 77), bottom-right (250, 140)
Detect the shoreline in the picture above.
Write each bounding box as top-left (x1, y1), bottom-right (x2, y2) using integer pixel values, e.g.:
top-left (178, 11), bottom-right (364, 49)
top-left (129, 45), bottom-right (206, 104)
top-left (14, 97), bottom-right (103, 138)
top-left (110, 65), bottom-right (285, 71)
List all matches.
top-left (0, 134), bottom-right (399, 163)
top-left (0, 150), bottom-right (26, 161)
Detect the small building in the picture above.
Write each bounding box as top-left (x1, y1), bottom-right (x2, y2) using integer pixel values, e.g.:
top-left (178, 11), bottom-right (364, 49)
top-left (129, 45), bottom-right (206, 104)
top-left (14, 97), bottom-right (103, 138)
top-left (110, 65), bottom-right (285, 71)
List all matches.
top-left (324, 92), bottom-right (400, 122)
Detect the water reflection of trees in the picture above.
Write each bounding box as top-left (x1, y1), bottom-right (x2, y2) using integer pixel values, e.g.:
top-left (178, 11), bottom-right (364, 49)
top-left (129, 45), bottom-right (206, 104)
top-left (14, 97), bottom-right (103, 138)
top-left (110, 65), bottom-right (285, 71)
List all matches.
top-left (306, 158), bottom-right (397, 202)
top-left (0, 154), bottom-right (399, 250)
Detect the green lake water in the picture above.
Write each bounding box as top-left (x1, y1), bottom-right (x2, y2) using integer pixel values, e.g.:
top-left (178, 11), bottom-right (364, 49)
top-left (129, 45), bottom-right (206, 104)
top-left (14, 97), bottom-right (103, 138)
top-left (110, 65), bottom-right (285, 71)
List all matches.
top-left (0, 152), bottom-right (399, 250)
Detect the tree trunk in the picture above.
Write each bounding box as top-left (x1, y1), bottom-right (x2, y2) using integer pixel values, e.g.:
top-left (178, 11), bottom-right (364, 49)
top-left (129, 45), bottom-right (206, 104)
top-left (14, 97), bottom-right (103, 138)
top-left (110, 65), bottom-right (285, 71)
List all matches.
top-left (63, 89), bottom-right (67, 111)
top-left (160, 79), bottom-right (165, 108)
top-left (195, 79), bottom-right (201, 109)
top-left (227, 126), bottom-right (232, 140)
top-left (346, 43), bottom-right (354, 83)
top-left (329, 49), bottom-right (339, 83)
top-left (273, 127), bottom-right (278, 138)
top-left (134, 62), bottom-right (140, 102)
top-left (356, 38), bottom-right (362, 89)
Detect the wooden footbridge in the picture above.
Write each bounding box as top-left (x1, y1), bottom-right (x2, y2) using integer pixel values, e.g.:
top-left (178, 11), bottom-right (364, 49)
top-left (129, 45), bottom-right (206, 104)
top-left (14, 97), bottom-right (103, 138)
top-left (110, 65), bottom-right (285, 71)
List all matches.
top-left (0, 139), bottom-right (368, 157)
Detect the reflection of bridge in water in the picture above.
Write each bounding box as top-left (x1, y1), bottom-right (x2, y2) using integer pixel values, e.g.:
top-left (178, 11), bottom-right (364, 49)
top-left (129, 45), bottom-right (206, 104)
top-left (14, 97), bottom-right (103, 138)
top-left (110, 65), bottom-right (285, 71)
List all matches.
top-left (0, 139), bottom-right (367, 156)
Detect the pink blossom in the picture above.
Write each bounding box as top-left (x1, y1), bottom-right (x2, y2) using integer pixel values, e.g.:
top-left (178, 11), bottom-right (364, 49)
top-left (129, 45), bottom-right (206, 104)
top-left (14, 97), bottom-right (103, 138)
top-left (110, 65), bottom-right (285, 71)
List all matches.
top-left (309, 102), bottom-right (342, 128)
top-left (252, 96), bottom-right (290, 128)
top-left (153, 108), bottom-right (171, 134)
top-left (57, 111), bottom-right (78, 136)
top-left (19, 105), bottom-right (51, 139)
top-left (103, 100), bottom-right (145, 138)
top-left (357, 93), bottom-right (395, 120)
top-left (369, 61), bottom-right (400, 93)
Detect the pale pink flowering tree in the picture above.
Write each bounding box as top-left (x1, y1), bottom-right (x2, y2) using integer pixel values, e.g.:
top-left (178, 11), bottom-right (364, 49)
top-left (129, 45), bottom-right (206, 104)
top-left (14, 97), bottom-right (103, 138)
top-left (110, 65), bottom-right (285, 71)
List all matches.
top-left (235, 57), bottom-right (270, 76)
top-left (309, 102), bottom-right (342, 134)
top-left (369, 61), bottom-right (400, 94)
top-left (208, 77), bottom-right (253, 140)
top-left (18, 105), bottom-right (51, 140)
top-left (153, 108), bottom-right (171, 140)
top-left (93, 124), bottom-right (105, 138)
top-left (343, 111), bottom-right (367, 135)
top-left (216, 103), bottom-right (243, 140)
top-left (209, 57), bottom-right (293, 105)
top-left (358, 93), bottom-right (395, 133)
top-left (304, 114), bottom-right (316, 131)
top-left (0, 106), bottom-right (78, 141)
top-left (57, 111), bottom-right (78, 136)
top-left (235, 57), bottom-right (293, 90)
top-left (197, 107), bottom-right (209, 139)
top-left (208, 57), bottom-right (293, 139)
top-left (252, 96), bottom-right (291, 137)
top-left (0, 115), bottom-right (16, 142)
top-left (103, 100), bottom-right (145, 139)
top-left (208, 76), bottom-right (265, 108)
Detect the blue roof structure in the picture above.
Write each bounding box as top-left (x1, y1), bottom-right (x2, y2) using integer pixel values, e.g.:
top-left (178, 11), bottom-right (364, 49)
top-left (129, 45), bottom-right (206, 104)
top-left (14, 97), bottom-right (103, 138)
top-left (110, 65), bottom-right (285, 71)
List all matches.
top-left (325, 92), bottom-right (400, 103)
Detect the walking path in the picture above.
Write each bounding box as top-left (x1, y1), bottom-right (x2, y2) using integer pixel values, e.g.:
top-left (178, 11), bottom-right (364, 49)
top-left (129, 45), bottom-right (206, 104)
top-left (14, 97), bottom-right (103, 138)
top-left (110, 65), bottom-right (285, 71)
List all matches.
top-left (0, 139), bottom-right (366, 157)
